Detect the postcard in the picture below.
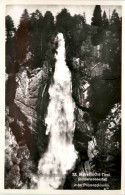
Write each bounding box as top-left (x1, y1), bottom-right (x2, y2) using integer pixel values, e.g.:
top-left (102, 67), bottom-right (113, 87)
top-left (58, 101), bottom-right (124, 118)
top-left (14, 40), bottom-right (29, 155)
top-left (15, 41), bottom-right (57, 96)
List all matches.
top-left (0, 0), bottom-right (125, 194)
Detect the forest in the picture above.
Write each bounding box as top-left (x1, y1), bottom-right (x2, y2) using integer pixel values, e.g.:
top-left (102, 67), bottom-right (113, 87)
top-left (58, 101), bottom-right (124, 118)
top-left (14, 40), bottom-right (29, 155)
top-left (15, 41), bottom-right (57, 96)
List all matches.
top-left (5, 5), bottom-right (121, 189)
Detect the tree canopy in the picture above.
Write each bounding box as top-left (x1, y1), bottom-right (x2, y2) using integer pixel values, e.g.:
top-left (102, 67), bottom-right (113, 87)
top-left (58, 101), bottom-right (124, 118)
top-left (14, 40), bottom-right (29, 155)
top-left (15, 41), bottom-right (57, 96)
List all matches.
top-left (91, 5), bottom-right (102, 27)
top-left (6, 15), bottom-right (15, 41)
top-left (102, 11), bottom-right (109, 29)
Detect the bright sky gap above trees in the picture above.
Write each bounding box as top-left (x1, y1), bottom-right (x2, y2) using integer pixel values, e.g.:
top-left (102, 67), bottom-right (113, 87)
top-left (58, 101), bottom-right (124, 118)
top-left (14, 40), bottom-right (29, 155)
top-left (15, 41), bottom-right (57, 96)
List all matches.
top-left (6, 5), bottom-right (121, 28)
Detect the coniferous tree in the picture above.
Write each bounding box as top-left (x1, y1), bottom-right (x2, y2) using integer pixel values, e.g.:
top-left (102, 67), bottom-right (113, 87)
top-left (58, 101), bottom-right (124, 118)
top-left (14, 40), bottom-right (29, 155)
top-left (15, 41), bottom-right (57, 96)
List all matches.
top-left (30, 10), bottom-right (43, 67)
top-left (91, 5), bottom-right (104, 45)
top-left (56, 8), bottom-right (73, 33)
top-left (110, 9), bottom-right (121, 35)
top-left (5, 15), bottom-right (17, 73)
top-left (56, 8), bottom-right (74, 62)
top-left (108, 10), bottom-right (121, 74)
top-left (71, 14), bottom-right (87, 56)
top-left (102, 11), bottom-right (109, 29)
top-left (16, 9), bottom-right (30, 62)
top-left (42, 11), bottom-right (54, 60)
top-left (83, 12), bottom-right (86, 24)
top-left (6, 15), bottom-right (15, 41)
top-left (30, 10), bottom-right (43, 31)
top-left (18, 9), bottom-right (30, 27)
top-left (91, 5), bottom-right (102, 27)
top-left (44, 11), bottom-right (54, 32)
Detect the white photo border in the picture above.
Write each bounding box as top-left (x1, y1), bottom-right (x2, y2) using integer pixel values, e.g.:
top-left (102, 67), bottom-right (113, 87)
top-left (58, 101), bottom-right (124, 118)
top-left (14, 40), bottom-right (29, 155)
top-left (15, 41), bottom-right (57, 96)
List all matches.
top-left (0, 0), bottom-right (125, 194)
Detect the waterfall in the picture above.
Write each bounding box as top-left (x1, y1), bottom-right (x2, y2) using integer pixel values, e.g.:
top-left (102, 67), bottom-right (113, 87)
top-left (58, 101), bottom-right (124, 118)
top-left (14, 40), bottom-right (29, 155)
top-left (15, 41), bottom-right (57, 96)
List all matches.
top-left (38, 33), bottom-right (77, 189)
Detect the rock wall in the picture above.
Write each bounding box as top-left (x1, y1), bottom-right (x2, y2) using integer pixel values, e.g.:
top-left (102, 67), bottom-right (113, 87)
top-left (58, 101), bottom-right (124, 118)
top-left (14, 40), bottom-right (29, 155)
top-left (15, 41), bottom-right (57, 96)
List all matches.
top-left (5, 29), bottom-right (121, 189)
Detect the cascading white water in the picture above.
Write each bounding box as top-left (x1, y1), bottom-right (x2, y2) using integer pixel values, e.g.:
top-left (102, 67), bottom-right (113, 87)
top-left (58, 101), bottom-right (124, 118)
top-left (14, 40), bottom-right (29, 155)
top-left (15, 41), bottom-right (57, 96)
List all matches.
top-left (38, 33), bottom-right (77, 189)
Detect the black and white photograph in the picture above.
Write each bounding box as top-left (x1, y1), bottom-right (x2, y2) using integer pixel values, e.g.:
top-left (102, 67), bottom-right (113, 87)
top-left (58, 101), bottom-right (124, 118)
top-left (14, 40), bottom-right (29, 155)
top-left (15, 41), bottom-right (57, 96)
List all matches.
top-left (2, 0), bottom-right (124, 192)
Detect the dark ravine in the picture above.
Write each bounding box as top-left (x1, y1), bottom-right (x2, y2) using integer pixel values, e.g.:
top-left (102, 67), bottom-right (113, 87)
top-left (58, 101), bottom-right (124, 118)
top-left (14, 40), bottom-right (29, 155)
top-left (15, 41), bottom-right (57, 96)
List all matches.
top-left (5, 37), bottom-right (121, 189)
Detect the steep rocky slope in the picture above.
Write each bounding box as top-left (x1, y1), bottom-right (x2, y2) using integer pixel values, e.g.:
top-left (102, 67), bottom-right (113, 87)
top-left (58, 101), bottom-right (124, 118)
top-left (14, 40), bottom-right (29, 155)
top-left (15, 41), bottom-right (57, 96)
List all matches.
top-left (5, 25), bottom-right (121, 189)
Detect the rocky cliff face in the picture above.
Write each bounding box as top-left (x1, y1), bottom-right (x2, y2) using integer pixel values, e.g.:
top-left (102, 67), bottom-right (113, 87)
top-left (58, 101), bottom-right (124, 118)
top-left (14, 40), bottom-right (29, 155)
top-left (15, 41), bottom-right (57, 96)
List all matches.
top-left (5, 29), bottom-right (121, 189)
top-left (63, 27), bottom-right (121, 188)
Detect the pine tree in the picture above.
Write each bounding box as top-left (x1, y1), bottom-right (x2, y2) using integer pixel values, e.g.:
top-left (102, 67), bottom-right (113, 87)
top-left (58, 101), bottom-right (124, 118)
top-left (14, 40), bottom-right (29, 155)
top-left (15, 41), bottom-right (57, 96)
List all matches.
top-left (41, 11), bottom-right (54, 60)
top-left (91, 6), bottom-right (104, 45)
top-left (6, 15), bottom-right (15, 41)
top-left (83, 12), bottom-right (86, 24)
top-left (102, 11), bottom-right (109, 29)
top-left (109, 10), bottom-right (121, 74)
top-left (16, 9), bottom-right (30, 62)
top-left (30, 10), bottom-right (43, 31)
top-left (56, 8), bottom-right (73, 33)
top-left (110, 9), bottom-right (121, 34)
top-left (30, 10), bottom-right (44, 67)
top-left (18, 9), bottom-right (30, 28)
top-left (44, 11), bottom-right (54, 32)
top-left (91, 5), bottom-right (102, 27)
top-left (5, 15), bottom-right (17, 73)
